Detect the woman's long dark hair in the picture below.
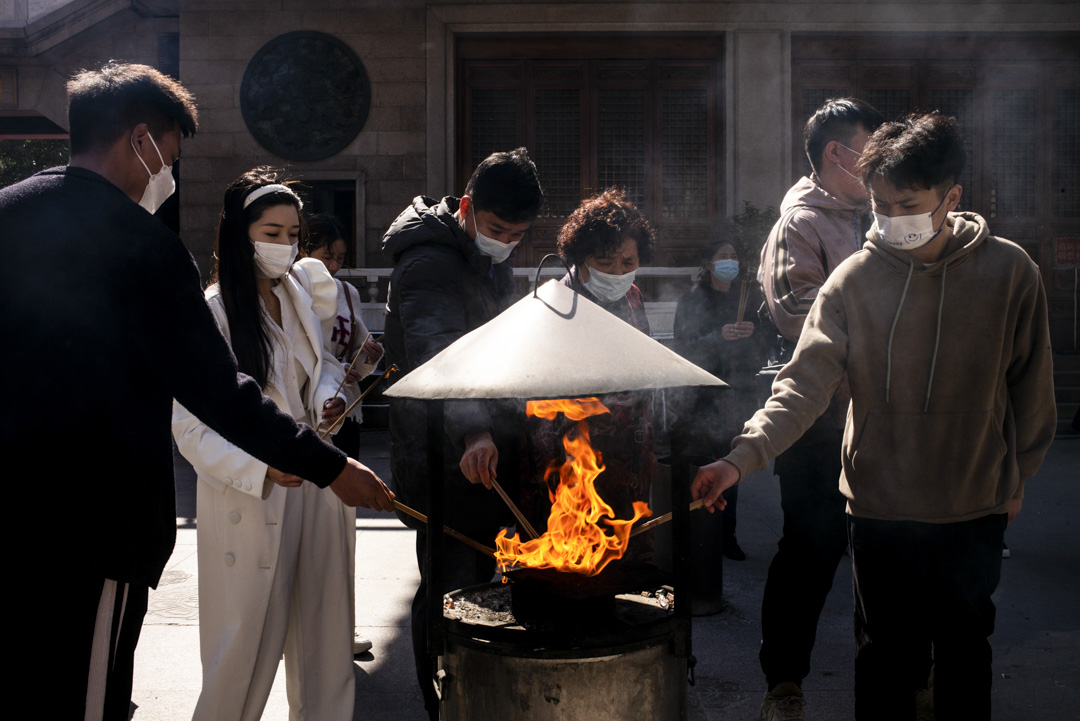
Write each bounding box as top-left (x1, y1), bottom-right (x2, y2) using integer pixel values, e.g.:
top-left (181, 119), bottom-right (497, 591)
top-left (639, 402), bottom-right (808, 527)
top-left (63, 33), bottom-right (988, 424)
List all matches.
top-left (211, 167), bottom-right (305, 388)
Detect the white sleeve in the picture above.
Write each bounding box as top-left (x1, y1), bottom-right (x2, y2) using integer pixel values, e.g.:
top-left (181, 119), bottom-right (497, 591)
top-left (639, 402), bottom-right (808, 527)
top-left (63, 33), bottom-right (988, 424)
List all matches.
top-left (172, 399), bottom-right (273, 499)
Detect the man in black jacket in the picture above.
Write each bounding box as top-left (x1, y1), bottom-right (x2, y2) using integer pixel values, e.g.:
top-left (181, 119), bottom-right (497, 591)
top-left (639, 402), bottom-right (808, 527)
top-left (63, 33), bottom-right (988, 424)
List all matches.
top-left (382, 148), bottom-right (542, 719)
top-left (0, 62), bottom-right (393, 721)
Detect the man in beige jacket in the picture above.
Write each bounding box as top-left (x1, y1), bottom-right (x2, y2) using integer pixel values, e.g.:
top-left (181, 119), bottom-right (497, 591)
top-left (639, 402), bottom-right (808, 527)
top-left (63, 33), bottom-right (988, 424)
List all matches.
top-left (753, 97), bottom-right (884, 721)
top-left (694, 112), bottom-right (1055, 721)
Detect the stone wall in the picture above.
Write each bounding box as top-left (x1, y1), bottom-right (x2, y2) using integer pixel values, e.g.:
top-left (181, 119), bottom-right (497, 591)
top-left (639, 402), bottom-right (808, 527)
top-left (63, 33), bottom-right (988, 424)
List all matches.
top-left (178, 0), bottom-right (428, 277)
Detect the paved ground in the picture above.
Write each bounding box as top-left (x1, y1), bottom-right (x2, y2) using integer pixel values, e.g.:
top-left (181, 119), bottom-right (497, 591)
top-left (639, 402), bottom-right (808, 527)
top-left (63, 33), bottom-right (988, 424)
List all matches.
top-left (131, 430), bottom-right (1079, 720)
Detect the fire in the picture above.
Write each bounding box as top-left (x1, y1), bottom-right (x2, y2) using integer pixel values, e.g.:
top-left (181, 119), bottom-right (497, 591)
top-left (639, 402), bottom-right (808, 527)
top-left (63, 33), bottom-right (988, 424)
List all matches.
top-left (495, 397), bottom-right (651, 577)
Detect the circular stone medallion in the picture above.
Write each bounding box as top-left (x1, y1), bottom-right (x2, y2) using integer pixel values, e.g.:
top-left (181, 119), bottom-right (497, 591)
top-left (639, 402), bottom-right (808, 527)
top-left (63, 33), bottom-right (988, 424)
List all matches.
top-left (241, 31), bottom-right (371, 161)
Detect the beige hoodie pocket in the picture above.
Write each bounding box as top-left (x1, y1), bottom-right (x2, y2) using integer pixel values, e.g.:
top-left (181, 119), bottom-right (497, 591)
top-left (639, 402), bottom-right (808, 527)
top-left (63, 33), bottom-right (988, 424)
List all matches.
top-left (849, 410), bottom-right (1007, 521)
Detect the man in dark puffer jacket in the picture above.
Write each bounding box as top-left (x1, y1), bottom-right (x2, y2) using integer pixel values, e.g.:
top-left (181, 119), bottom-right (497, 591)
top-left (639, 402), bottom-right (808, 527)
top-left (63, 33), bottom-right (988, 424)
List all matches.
top-left (381, 148), bottom-right (543, 720)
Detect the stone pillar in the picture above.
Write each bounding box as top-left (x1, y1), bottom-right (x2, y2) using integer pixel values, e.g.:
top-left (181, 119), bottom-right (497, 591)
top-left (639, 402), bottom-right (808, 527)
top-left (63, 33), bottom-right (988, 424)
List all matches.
top-left (730, 30), bottom-right (791, 212)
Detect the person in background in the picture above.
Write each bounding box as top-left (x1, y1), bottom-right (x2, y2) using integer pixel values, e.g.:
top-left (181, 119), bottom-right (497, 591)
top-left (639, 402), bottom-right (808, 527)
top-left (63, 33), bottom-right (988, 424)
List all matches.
top-left (173, 168), bottom-right (369, 721)
top-left (673, 237), bottom-right (766, 561)
top-left (752, 97), bottom-right (885, 720)
top-left (0, 62), bottom-right (391, 721)
top-left (693, 111), bottom-right (1055, 721)
top-left (521, 188), bottom-right (656, 559)
top-left (381, 147), bottom-right (543, 720)
top-left (299, 212), bottom-right (384, 657)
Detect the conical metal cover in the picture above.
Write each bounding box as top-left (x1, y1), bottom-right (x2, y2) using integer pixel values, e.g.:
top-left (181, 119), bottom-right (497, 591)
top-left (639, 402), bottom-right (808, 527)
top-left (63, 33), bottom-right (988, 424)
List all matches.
top-left (385, 279), bottom-right (727, 400)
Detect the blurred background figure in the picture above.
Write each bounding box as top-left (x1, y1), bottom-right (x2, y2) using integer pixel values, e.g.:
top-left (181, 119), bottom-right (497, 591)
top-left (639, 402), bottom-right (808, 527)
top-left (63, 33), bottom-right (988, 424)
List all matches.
top-left (673, 236), bottom-right (766, 561)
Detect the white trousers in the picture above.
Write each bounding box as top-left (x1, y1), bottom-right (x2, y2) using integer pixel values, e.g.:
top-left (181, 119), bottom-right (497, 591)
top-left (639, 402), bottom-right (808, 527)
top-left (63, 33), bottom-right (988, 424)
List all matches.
top-left (193, 480), bottom-right (356, 721)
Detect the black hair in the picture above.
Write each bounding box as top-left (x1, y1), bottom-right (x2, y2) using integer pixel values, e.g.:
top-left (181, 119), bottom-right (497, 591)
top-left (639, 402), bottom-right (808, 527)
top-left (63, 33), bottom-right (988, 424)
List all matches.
top-left (804, 97), bottom-right (885, 175)
top-left (465, 147), bottom-right (544, 223)
top-left (857, 111), bottom-right (967, 196)
top-left (302, 213), bottom-right (350, 256)
top-left (66, 61), bottom-right (198, 154)
top-left (557, 188), bottom-right (655, 268)
top-left (211, 167), bottom-right (305, 389)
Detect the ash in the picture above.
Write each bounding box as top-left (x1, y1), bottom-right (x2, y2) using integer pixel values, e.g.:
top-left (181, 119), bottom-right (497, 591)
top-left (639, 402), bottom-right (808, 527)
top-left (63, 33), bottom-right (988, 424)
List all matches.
top-left (443, 584), bottom-right (516, 627)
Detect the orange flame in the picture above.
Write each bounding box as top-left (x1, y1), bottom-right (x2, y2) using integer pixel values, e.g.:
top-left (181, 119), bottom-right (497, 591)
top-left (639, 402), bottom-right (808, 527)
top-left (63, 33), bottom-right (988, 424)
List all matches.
top-left (495, 397), bottom-right (651, 577)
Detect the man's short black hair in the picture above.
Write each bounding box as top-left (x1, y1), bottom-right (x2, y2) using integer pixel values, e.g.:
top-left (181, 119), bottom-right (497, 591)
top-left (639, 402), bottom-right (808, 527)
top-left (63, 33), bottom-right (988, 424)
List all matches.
top-left (857, 111), bottom-right (967, 195)
top-left (465, 147), bottom-right (544, 223)
top-left (67, 62), bottom-right (198, 154)
top-left (804, 98), bottom-right (885, 174)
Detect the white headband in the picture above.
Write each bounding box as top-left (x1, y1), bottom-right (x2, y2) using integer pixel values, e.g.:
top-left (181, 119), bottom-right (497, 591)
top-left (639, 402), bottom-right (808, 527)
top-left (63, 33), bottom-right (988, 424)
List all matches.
top-left (243, 184), bottom-right (303, 210)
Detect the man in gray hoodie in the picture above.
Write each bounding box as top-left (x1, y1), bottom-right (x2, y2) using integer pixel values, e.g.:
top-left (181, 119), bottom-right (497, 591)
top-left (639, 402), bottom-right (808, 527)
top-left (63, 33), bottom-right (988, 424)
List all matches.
top-left (695, 112), bottom-right (1055, 721)
top-left (753, 98), bottom-right (884, 721)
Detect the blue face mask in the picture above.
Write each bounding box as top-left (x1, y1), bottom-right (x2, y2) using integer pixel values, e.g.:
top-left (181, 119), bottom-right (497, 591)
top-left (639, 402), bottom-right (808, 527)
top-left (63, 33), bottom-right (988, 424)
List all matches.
top-left (711, 259), bottom-right (740, 283)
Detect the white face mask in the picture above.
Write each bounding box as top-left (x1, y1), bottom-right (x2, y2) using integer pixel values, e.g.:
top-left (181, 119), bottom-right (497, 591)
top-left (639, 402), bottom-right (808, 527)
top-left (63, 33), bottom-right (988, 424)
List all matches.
top-left (471, 209), bottom-right (519, 264)
top-left (131, 133), bottom-right (175, 214)
top-left (583, 264), bottom-right (636, 303)
top-left (872, 191), bottom-right (951, 250)
top-left (252, 241), bottom-right (298, 279)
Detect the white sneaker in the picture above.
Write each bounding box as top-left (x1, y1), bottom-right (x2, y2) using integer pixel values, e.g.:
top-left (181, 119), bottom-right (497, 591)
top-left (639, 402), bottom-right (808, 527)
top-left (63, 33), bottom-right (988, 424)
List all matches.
top-left (761, 682), bottom-right (805, 721)
top-left (353, 634), bottom-right (373, 655)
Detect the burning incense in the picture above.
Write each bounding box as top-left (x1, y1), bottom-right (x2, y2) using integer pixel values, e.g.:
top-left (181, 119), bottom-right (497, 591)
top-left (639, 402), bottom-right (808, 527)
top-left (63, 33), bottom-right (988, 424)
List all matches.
top-left (320, 364), bottom-right (398, 439)
top-left (491, 478), bottom-right (540, 540)
top-left (495, 398), bottom-right (651, 577)
top-left (628, 499), bottom-right (706, 538)
top-left (735, 280), bottom-right (751, 323)
top-left (392, 500), bottom-right (495, 558)
top-left (329, 331), bottom-right (373, 403)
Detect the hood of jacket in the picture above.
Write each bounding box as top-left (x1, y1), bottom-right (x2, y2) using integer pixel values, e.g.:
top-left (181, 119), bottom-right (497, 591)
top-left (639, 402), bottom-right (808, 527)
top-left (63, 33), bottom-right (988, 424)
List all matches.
top-left (780, 174), bottom-right (865, 216)
top-left (381, 195), bottom-right (471, 263)
top-left (863, 211), bottom-right (991, 411)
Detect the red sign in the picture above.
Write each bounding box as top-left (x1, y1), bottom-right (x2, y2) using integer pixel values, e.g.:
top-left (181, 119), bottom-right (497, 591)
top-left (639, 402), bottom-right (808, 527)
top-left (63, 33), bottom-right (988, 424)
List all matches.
top-left (1056, 236), bottom-right (1080, 268)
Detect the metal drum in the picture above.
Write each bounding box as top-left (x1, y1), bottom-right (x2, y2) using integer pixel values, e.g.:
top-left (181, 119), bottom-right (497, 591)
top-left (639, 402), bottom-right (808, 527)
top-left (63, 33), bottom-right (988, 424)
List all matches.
top-left (440, 583), bottom-right (688, 721)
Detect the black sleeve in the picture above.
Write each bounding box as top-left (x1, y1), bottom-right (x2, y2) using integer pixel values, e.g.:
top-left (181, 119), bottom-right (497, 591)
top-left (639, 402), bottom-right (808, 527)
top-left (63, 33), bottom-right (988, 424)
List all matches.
top-left (139, 239), bottom-right (347, 487)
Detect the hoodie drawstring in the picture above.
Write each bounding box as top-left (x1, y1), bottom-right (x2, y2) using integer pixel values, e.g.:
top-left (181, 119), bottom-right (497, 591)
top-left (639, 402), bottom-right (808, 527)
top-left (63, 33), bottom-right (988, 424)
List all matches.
top-left (884, 258), bottom-right (949, 410)
top-left (923, 261), bottom-right (948, 411)
top-left (884, 261), bottom-right (913, 404)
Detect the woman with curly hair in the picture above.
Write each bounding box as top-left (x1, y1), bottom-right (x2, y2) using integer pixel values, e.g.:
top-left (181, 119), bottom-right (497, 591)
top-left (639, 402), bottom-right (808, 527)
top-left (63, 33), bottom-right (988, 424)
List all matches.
top-left (556, 187), bottom-right (655, 333)
top-left (521, 188), bottom-right (658, 560)
top-left (172, 168), bottom-right (366, 721)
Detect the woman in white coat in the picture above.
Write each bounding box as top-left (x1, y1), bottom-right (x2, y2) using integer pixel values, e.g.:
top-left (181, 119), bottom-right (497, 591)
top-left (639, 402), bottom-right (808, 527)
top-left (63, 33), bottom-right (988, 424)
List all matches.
top-left (173, 168), bottom-right (358, 721)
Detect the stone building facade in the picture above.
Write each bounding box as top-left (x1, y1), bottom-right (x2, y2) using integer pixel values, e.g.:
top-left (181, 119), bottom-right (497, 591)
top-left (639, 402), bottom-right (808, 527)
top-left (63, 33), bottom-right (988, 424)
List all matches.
top-left (3, 0), bottom-right (1079, 348)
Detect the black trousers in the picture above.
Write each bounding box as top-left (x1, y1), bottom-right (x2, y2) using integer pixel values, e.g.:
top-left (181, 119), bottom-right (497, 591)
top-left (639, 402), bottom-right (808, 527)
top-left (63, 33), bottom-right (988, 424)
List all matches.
top-left (411, 530), bottom-right (497, 720)
top-left (759, 426), bottom-right (848, 689)
top-left (66, 575), bottom-right (149, 720)
top-left (849, 512), bottom-right (1006, 721)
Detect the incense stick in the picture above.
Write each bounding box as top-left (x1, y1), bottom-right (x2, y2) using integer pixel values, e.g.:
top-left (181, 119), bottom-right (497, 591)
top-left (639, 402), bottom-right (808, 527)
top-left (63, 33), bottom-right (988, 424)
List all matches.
top-left (320, 364), bottom-right (398, 439)
top-left (392, 500), bottom-right (496, 558)
top-left (329, 331), bottom-right (373, 403)
top-left (491, 478), bottom-right (539, 540)
top-left (736, 280), bottom-right (751, 323)
top-left (629, 499), bottom-right (706, 537)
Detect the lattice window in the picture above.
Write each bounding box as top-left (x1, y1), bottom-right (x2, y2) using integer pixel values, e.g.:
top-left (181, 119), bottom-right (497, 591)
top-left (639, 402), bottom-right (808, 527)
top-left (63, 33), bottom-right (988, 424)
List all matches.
top-left (534, 88), bottom-right (581, 218)
top-left (865, 89), bottom-right (912, 123)
top-left (470, 89), bottom-right (519, 171)
top-left (598, 89), bottom-right (646, 208)
top-left (661, 88), bottom-right (708, 219)
top-left (990, 89), bottom-right (1038, 219)
top-left (1053, 88), bottom-right (1080, 218)
top-left (927, 88), bottom-right (975, 210)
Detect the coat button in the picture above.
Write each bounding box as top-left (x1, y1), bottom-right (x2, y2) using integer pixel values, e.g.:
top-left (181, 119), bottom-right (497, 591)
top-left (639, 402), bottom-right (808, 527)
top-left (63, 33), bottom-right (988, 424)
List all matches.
top-left (224, 553), bottom-right (235, 567)
top-left (228, 511), bottom-right (241, 524)
top-left (243, 481), bottom-right (252, 492)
